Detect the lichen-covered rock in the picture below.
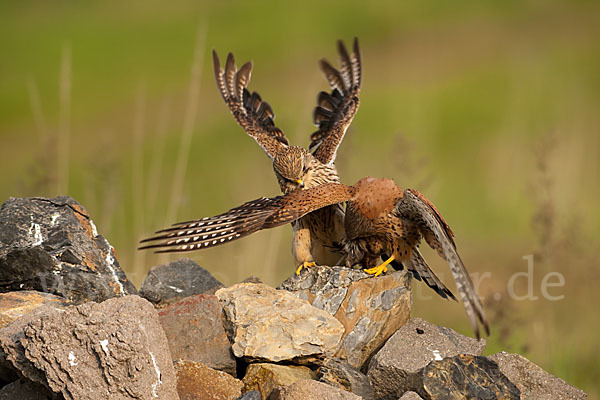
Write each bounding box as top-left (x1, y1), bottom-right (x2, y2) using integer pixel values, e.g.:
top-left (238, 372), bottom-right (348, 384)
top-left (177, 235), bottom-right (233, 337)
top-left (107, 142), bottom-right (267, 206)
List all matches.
top-left (0, 196), bottom-right (137, 304)
top-left (0, 295), bottom-right (179, 400)
top-left (0, 291), bottom-right (72, 329)
top-left (216, 283), bottom-right (344, 362)
top-left (488, 352), bottom-right (587, 400)
top-left (318, 358), bottom-right (374, 400)
top-left (367, 318), bottom-right (485, 399)
top-left (268, 379), bottom-right (362, 400)
top-left (175, 360), bottom-right (243, 400)
top-left (419, 355), bottom-right (520, 400)
top-left (279, 266), bottom-right (411, 368)
top-left (242, 363), bottom-right (316, 399)
top-left (140, 258), bottom-right (223, 307)
top-left (159, 294), bottom-right (235, 375)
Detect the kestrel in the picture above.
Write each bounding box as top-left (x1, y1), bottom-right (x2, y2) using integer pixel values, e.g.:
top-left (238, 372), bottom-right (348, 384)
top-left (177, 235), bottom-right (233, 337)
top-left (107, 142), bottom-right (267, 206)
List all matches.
top-left (140, 177), bottom-right (489, 339)
top-left (212, 38), bottom-right (361, 273)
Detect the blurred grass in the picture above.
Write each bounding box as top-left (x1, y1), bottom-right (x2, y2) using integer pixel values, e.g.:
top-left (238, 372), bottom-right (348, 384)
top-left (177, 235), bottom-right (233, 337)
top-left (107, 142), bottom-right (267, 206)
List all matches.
top-left (1, 0), bottom-right (599, 396)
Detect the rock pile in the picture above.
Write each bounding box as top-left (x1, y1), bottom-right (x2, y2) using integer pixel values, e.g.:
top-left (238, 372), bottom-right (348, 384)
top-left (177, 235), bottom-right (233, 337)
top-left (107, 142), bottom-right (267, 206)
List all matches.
top-left (0, 196), bottom-right (588, 399)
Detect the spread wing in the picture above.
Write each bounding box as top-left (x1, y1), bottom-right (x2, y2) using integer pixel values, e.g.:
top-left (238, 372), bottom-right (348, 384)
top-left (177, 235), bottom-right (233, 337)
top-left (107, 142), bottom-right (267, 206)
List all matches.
top-left (394, 189), bottom-right (490, 339)
top-left (139, 183), bottom-right (352, 253)
top-left (213, 50), bottom-right (289, 160)
top-left (309, 38), bottom-right (362, 165)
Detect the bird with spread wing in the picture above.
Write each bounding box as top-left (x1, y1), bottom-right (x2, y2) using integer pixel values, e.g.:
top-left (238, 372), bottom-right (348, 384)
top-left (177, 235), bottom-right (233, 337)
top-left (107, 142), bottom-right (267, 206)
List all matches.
top-left (212, 38), bottom-right (361, 274)
top-left (140, 177), bottom-right (489, 339)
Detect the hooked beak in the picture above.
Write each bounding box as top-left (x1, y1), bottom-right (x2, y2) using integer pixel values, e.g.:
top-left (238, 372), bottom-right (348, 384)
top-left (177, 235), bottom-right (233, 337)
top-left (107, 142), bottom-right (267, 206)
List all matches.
top-left (296, 179), bottom-right (304, 188)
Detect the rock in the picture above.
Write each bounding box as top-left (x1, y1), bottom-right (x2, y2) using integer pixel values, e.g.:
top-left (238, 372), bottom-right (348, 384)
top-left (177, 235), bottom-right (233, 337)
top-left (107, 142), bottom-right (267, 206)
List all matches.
top-left (237, 391), bottom-right (261, 400)
top-left (175, 360), bottom-right (243, 400)
top-left (0, 196), bottom-right (137, 304)
top-left (400, 392), bottom-right (423, 400)
top-left (216, 283), bottom-right (344, 362)
top-left (0, 291), bottom-right (71, 329)
top-left (0, 379), bottom-right (53, 399)
top-left (242, 363), bottom-right (316, 399)
top-left (0, 295), bottom-right (179, 400)
top-left (158, 294), bottom-right (235, 375)
top-left (419, 354), bottom-right (520, 399)
top-left (268, 379), bottom-right (362, 400)
top-left (279, 266), bottom-right (411, 368)
top-left (140, 258), bottom-right (223, 306)
top-left (488, 352), bottom-right (587, 399)
top-left (318, 358), bottom-right (374, 400)
top-left (367, 318), bottom-right (485, 399)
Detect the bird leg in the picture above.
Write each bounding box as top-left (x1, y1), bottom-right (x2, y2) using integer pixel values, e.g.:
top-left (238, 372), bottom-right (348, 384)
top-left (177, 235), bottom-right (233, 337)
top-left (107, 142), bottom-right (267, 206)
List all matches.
top-left (296, 261), bottom-right (317, 275)
top-left (364, 255), bottom-right (395, 276)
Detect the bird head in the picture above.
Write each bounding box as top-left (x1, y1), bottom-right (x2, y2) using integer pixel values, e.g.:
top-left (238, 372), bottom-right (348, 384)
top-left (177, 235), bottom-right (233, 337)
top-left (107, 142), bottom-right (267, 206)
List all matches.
top-left (273, 146), bottom-right (311, 194)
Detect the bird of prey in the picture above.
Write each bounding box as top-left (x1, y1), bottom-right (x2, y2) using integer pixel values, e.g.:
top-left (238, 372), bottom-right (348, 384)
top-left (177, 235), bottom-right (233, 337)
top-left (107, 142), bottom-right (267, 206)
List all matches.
top-left (212, 38), bottom-right (361, 273)
top-left (140, 177), bottom-right (490, 339)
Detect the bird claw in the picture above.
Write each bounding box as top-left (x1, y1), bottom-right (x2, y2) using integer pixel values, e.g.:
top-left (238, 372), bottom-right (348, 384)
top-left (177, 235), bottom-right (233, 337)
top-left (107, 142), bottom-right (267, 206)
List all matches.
top-left (296, 261), bottom-right (317, 275)
top-left (364, 265), bottom-right (388, 276)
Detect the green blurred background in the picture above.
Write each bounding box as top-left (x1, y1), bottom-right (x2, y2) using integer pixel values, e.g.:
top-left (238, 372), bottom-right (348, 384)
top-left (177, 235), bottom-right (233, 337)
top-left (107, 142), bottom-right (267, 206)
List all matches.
top-left (1, 0), bottom-right (598, 396)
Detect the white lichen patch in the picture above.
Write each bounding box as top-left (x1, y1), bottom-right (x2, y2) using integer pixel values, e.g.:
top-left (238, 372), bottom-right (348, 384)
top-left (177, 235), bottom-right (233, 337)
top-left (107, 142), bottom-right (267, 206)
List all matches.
top-left (149, 351), bottom-right (162, 398)
top-left (50, 212), bottom-right (60, 226)
top-left (166, 285), bottom-right (183, 293)
top-left (68, 351), bottom-right (78, 366)
top-left (104, 242), bottom-right (125, 295)
top-left (89, 219), bottom-right (98, 237)
top-left (432, 349), bottom-right (443, 361)
top-left (28, 218), bottom-right (43, 246)
top-left (100, 339), bottom-right (109, 355)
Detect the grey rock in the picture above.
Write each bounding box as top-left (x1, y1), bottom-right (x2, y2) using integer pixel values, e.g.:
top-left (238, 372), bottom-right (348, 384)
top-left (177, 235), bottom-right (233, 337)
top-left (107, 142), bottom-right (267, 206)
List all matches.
top-left (367, 318), bottom-right (486, 399)
top-left (237, 391), bottom-right (261, 400)
top-left (268, 379), bottom-right (362, 400)
top-left (488, 351), bottom-right (587, 399)
top-left (0, 196), bottom-right (137, 304)
top-left (216, 283), bottom-right (344, 363)
top-left (0, 379), bottom-right (53, 399)
top-left (0, 295), bottom-right (179, 400)
top-left (158, 294), bottom-right (235, 375)
top-left (279, 266), bottom-right (411, 368)
top-left (318, 358), bottom-right (374, 399)
top-left (140, 258), bottom-right (223, 306)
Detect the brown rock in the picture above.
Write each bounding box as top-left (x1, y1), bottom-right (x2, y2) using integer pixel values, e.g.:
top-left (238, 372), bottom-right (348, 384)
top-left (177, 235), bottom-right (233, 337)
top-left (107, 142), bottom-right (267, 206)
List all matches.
top-left (159, 294), bottom-right (235, 375)
top-left (216, 283), bottom-right (344, 363)
top-left (488, 352), bottom-right (587, 400)
top-left (0, 379), bottom-right (53, 399)
top-left (367, 318), bottom-right (485, 399)
top-left (268, 379), bottom-right (361, 400)
top-left (175, 360), bottom-right (243, 400)
top-left (0, 291), bottom-right (71, 329)
top-left (400, 392), bottom-right (423, 399)
top-left (279, 266), bottom-right (411, 368)
top-left (318, 358), bottom-right (374, 399)
top-left (243, 363), bottom-right (316, 399)
top-left (0, 295), bottom-right (179, 400)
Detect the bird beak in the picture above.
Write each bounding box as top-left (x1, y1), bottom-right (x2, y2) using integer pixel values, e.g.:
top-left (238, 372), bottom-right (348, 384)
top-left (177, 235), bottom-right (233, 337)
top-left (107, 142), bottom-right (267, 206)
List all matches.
top-left (296, 179), bottom-right (304, 188)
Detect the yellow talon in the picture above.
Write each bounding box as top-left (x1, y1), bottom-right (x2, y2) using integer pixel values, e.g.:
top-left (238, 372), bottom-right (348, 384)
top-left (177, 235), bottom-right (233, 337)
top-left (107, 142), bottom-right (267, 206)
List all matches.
top-left (364, 255), bottom-right (395, 277)
top-left (296, 261), bottom-right (317, 275)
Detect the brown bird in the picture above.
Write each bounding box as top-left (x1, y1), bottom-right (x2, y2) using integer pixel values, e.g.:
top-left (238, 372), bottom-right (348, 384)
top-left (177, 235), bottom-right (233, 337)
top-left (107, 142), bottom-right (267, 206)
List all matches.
top-left (140, 177), bottom-right (489, 339)
top-left (212, 38), bottom-right (361, 273)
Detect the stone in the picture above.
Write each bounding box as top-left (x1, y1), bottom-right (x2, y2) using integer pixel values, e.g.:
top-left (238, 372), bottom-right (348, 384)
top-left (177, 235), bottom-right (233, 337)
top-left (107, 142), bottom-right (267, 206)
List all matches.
top-left (0, 196), bottom-right (137, 304)
top-left (367, 318), bottom-right (485, 399)
top-left (236, 391), bottom-right (261, 400)
top-left (488, 352), bottom-right (587, 400)
top-left (242, 363), bottom-right (316, 399)
top-left (419, 354), bottom-right (520, 399)
top-left (0, 295), bottom-right (179, 400)
top-left (279, 266), bottom-right (411, 368)
top-left (318, 358), bottom-right (374, 400)
top-left (175, 360), bottom-right (243, 400)
top-left (0, 291), bottom-right (71, 329)
top-left (268, 379), bottom-right (362, 400)
top-left (0, 379), bottom-right (53, 399)
top-left (158, 294), bottom-right (235, 375)
top-left (400, 392), bottom-right (423, 400)
top-left (140, 258), bottom-right (223, 306)
top-left (216, 283), bottom-right (344, 362)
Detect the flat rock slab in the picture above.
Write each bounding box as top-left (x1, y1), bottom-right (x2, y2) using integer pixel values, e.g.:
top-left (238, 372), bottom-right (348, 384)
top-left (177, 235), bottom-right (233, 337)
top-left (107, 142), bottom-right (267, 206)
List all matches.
top-left (159, 294), bottom-right (235, 375)
top-left (279, 266), bottom-right (411, 369)
top-left (175, 360), bottom-right (243, 400)
top-left (0, 196), bottom-right (137, 304)
top-left (269, 379), bottom-right (362, 400)
top-left (318, 358), bottom-right (374, 400)
top-left (488, 352), bottom-right (587, 399)
top-left (0, 291), bottom-right (71, 329)
top-left (216, 283), bottom-right (344, 363)
top-left (140, 258), bottom-right (223, 307)
top-left (0, 295), bottom-right (179, 400)
top-left (242, 363), bottom-right (316, 399)
top-left (367, 318), bottom-right (485, 399)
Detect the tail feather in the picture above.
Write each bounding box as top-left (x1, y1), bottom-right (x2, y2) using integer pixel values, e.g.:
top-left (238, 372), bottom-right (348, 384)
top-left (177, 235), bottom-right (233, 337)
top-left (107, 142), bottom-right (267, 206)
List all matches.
top-left (405, 249), bottom-right (456, 301)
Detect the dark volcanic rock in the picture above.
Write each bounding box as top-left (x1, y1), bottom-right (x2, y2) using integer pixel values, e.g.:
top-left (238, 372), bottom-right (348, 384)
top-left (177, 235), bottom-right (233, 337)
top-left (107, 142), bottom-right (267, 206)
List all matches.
top-left (367, 318), bottom-right (485, 399)
top-left (268, 379), bottom-right (362, 399)
top-left (279, 266), bottom-right (411, 369)
top-left (318, 358), bottom-right (374, 400)
top-left (140, 258), bottom-right (223, 306)
top-left (0, 295), bottom-right (178, 400)
top-left (0, 196), bottom-right (136, 304)
top-left (419, 354), bottom-right (520, 400)
top-left (488, 351), bottom-right (587, 399)
top-left (175, 359), bottom-right (243, 400)
top-left (158, 294), bottom-right (235, 375)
